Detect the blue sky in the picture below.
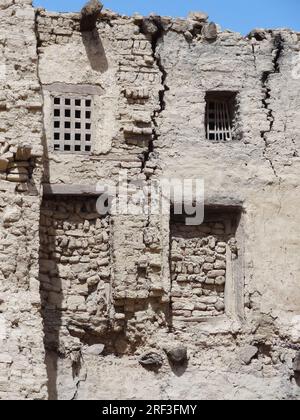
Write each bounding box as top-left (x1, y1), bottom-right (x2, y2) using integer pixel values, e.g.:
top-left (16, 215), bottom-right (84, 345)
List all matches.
top-left (34, 0), bottom-right (300, 35)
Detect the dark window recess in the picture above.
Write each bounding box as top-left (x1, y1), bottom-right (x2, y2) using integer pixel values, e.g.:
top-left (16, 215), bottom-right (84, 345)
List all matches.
top-left (205, 92), bottom-right (237, 141)
top-left (52, 96), bottom-right (92, 153)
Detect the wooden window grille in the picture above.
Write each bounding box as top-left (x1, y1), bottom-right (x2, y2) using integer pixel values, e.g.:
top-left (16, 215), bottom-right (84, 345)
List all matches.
top-left (52, 96), bottom-right (92, 153)
top-left (205, 92), bottom-right (237, 141)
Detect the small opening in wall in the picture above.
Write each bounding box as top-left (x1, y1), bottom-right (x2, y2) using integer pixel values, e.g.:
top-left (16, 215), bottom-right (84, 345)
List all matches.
top-left (205, 91), bottom-right (238, 141)
top-left (52, 95), bottom-right (93, 154)
top-left (54, 144), bottom-right (60, 151)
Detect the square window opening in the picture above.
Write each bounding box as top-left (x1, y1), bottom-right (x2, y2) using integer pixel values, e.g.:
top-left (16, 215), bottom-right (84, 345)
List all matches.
top-left (52, 96), bottom-right (92, 154)
top-left (205, 92), bottom-right (238, 142)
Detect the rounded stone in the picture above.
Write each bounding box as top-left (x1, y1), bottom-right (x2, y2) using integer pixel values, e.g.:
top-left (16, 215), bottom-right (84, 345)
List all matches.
top-left (165, 345), bottom-right (188, 364)
top-left (188, 11), bottom-right (209, 22)
top-left (139, 351), bottom-right (163, 369)
top-left (202, 22), bottom-right (218, 40)
top-left (215, 300), bottom-right (225, 312)
top-left (85, 344), bottom-right (105, 356)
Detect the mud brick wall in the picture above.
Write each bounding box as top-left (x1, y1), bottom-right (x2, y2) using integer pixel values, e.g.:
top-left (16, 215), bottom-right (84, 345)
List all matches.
top-left (39, 196), bottom-right (112, 355)
top-left (0, 0), bottom-right (47, 400)
top-left (1, 0), bottom-right (300, 400)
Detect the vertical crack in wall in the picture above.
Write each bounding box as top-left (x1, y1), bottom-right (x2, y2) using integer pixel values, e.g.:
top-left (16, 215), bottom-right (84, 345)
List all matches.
top-left (71, 364), bottom-right (87, 401)
top-left (34, 9), bottom-right (53, 400)
top-left (251, 44), bottom-right (257, 71)
top-left (260, 33), bottom-right (284, 180)
top-left (140, 19), bottom-right (169, 170)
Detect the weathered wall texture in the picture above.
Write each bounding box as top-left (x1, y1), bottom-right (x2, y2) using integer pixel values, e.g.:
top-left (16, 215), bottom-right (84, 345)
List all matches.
top-left (0, 0), bottom-right (47, 399)
top-left (0, 0), bottom-right (300, 400)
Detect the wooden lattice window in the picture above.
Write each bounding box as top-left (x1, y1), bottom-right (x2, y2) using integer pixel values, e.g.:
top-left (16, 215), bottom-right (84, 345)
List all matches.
top-left (205, 92), bottom-right (237, 141)
top-left (52, 96), bottom-right (92, 153)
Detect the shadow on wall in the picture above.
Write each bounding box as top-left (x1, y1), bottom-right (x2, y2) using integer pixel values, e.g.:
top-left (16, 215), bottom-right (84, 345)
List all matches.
top-left (81, 29), bottom-right (108, 73)
top-left (39, 204), bottom-right (62, 401)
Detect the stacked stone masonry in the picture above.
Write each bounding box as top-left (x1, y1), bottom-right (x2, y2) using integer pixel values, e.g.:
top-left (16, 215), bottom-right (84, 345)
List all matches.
top-left (0, 0), bottom-right (300, 400)
top-left (171, 218), bottom-right (238, 320)
top-left (40, 197), bottom-right (112, 343)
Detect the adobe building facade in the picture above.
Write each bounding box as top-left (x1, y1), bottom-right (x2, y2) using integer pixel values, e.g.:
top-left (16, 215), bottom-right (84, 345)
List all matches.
top-left (0, 0), bottom-right (300, 400)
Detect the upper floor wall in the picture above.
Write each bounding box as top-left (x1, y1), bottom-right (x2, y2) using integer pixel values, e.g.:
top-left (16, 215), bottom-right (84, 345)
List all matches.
top-left (35, 8), bottom-right (300, 188)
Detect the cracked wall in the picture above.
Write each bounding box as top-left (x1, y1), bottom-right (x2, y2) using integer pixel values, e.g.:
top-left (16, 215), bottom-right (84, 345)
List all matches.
top-left (0, 0), bottom-right (300, 400)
